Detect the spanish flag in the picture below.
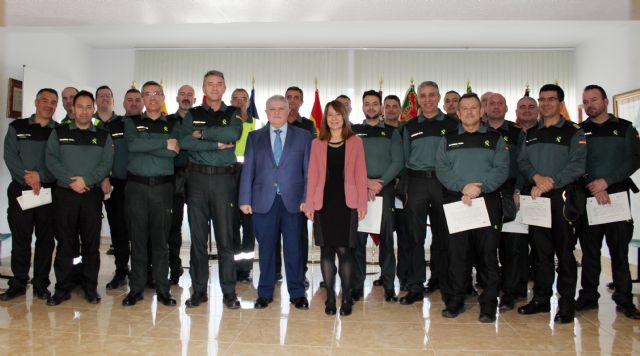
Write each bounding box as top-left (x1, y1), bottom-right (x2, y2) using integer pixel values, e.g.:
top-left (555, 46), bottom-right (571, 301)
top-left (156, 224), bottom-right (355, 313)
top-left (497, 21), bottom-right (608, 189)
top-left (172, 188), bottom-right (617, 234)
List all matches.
top-left (309, 88), bottom-right (323, 132)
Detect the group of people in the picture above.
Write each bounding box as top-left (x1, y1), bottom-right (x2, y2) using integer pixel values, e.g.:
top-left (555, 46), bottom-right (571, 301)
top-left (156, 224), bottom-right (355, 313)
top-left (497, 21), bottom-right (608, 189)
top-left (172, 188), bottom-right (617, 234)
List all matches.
top-left (2, 69), bottom-right (639, 324)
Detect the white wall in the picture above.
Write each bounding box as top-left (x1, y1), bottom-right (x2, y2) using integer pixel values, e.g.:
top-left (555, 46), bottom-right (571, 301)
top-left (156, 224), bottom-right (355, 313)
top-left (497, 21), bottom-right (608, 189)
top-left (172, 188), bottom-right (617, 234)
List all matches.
top-left (574, 23), bottom-right (640, 262)
top-left (91, 49), bottom-right (136, 115)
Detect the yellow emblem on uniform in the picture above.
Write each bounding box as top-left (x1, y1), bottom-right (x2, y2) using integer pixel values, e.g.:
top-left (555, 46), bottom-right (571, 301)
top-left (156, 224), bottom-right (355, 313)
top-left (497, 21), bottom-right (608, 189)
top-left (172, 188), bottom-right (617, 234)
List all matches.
top-left (440, 129), bottom-right (446, 136)
top-left (223, 119), bottom-right (228, 125)
top-left (503, 136), bottom-right (509, 142)
top-left (381, 131), bottom-right (386, 136)
top-left (613, 129), bottom-right (619, 136)
top-left (91, 138), bottom-right (97, 145)
top-left (484, 140), bottom-right (490, 147)
top-left (163, 126), bottom-right (168, 132)
top-left (556, 136), bottom-right (562, 143)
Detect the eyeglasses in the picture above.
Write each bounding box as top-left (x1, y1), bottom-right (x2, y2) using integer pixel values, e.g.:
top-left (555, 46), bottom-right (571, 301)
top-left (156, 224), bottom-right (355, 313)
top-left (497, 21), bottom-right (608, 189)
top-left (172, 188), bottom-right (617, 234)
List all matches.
top-left (232, 97), bottom-right (248, 101)
top-left (97, 94), bottom-right (113, 99)
top-left (143, 91), bottom-right (164, 97)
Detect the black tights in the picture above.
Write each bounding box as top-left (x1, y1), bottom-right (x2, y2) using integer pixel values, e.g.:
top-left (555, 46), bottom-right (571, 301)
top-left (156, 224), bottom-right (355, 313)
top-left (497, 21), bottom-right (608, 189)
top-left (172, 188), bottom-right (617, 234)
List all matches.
top-left (320, 246), bottom-right (354, 303)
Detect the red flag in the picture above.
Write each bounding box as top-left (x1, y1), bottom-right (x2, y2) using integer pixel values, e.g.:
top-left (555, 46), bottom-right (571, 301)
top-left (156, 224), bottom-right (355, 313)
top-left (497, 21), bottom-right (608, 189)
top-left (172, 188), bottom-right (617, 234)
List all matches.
top-left (401, 83), bottom-right (418, 121)
top-left (309, 88), bottom-right (323, 131)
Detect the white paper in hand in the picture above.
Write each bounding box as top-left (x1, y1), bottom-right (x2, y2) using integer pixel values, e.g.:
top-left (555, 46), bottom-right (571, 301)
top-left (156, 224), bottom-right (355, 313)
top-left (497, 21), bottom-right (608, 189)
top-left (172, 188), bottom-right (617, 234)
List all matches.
top-left (443, 197), bottom-right (491, 234)
top-left (17, 188), bottom-right (52, 210)
top-left (519, 195), bottom-right (551, 228)
top-left (358, 197), bottom-right (383, 234)
top-left (586, 192), bottom-right (632, 225)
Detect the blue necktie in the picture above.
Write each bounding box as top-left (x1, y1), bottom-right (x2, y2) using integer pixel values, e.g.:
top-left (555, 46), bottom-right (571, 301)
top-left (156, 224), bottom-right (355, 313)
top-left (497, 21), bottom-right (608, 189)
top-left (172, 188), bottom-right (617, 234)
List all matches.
top-left (274, 129), bottom-right (283, 165)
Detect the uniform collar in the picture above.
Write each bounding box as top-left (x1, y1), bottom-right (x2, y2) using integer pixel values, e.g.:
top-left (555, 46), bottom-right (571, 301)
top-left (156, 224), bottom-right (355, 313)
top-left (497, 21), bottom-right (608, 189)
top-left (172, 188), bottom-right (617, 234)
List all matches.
top-left (586, 113), bottom-right (618, 125)
top-left (202, 101), bottom-right (228, 113)
top-left (69, 120), bottom-right (96, 132)
top-left (538, 115), bottom-right (567, 129)
top-left (418, 109), bottom-right (445, 123)
top-left (93, 111), bottom-right (118, 124)
top-left (458, 123), bottom-right (487, 134)
top-left (361, 118), bottom-right (385, 128)
top-left (142, 112), bottom-right (168, 122)
top-left (28, 115), bottom-right (56, 128)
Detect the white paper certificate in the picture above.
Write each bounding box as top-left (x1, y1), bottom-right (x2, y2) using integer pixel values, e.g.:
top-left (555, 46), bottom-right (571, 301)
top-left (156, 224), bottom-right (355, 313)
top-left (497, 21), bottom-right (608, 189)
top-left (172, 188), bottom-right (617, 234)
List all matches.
top-left (519, 195), bottom-right (551, 228)
top-left (358, 197), bottom-right (383, 234)
top-left (502, 210), bottom-right (529, 234)
top-left (17, 188), bottom-right (52, 210)
top-left (443, 197), bottom-right (491, 234)
top-left (586, 192), bottom-right (632, 226)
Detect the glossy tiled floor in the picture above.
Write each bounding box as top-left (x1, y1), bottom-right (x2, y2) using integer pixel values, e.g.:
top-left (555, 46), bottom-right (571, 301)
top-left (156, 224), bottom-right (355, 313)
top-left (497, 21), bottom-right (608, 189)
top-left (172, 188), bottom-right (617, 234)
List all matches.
top-left (0, 245), bottom-right (638, 355)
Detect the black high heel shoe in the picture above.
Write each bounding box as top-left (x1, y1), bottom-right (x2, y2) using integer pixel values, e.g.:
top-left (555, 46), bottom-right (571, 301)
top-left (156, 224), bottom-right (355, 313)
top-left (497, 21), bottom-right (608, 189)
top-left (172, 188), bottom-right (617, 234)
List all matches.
top-left (339, 299), bottom-right (353, 316)
top-left (325, 299), bottom-right (337, 315)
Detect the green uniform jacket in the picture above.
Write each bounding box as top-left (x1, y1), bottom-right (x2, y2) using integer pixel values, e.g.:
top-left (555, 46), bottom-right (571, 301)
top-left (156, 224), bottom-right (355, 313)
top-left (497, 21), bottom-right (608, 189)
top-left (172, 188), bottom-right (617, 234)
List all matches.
top-left (166, 112), bottom-right (189, 168)
top-left (436, 124), bottom-right (509, 193)
top-left (518, 117), bottom-right (586, 190)
top-left (352, 120), bottom-right (404, 186)
top-left (94, 112), bottom-right (128, 180)
top-left (4, 115), bottom-right (57, 185)
top-left (125, 113), bottom-right (178, 177)
top-left (289, 114), bottom-right (318, 138)
top-left (402, 110), bottom-right (459, 171)
top-left (46, 121), bottom-right (114, 188)
top-left (180, 102), bottom-right (242, 167)
top-left (580, 114), bottom-right (640, 186)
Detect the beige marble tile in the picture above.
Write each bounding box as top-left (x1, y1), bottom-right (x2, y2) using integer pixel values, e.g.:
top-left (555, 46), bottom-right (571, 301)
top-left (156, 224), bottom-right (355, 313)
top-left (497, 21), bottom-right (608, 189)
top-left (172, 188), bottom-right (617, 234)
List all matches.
top-left (142, 311), bottom-right (251, 342)
top-left (334, 321), bottom-right (429, 350)
top-left (239, 318), bottom-right (336, 347)
top-left (119, 337), bottom-right (231, 355)
top-left (426, 323), bottom-right (530, 351)
top-left (223, 343), bottom-right (331, 356)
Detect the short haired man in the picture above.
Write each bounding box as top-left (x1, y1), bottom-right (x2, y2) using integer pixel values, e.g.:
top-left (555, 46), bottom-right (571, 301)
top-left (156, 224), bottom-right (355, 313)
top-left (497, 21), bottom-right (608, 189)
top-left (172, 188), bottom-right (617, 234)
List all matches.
top-left (166, 84), bottom-right (196, 284)
top-left (180, 70), bottom-right (243, 309)
top-left (517, 84), bottom-right (586, 323)
top-left (480, 91), bottom-right (494, 122)
top-left (60, 87), bottom-right (78, 124)
top-left (383, 95), bottom-right (402, 128)
top-left (436, 93), bottom-right (509, 322)
top-left (576, 85), bottom-right (640, 319)
top-left (1, 88), bottom-right (59, 301)
top-left (443, 90), bottom-right (461, 121)
top-left (123, 88), bottom-right (143, 116)
top-left (239, 95), bottom-right (312, 310)
top-left (401, 81), bottom-right (459, 305)
top-left (46, 90), bottom-right (114, 306)
top-left (515, 97), bottom-right (539, 132)
top-left (351, 90), bottom-right (404, 303)
top-left (336, 95), bottom-right (352, 116)
top-left (121, 81), bottom-right (180, 307)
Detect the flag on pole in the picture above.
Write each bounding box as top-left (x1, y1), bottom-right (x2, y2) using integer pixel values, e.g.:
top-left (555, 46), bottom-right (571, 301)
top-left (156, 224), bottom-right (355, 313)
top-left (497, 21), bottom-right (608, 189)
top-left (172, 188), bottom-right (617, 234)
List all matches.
top-left (160, 80), bottom-right (168, 116)
top-left (400, 80), bottom-right (418, 121)
top-left (309, 88), bottom-right (323, 132)
top-left (247, 87), bottom-right (259, 122)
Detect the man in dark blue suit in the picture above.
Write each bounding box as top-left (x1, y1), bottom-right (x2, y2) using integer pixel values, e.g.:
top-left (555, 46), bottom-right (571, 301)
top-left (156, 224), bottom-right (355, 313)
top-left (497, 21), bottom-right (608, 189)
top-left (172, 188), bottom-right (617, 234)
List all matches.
top-left (239, 94), bottom-right (312, 310)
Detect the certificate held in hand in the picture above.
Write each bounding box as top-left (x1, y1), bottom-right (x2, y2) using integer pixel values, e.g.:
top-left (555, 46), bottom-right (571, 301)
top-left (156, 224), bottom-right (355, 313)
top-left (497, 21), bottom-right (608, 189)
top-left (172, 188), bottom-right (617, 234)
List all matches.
top-left (17, 188), bottom-right (52, 210)
top-left (358, 197), bottom-right (383, 234)
top-left (586, 191), bottom-right (632, 226)
top-left (443, 197), bottom-right (491, 234)
top-left (519, 195), bottom-right (551, 228)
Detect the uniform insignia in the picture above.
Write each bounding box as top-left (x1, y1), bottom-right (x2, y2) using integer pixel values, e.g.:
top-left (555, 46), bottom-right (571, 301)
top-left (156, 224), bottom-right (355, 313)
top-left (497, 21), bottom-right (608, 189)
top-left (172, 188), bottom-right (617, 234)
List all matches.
top-left (136, 126), bottom-right (148, 132)
top-left (484, 140), bottom-right (491, 147)
top-left (91, 138), bottom-right (98, 145)
top-left (410, 131), bottom-right (423, 138)
top-left (555, 136), bottom-right (562, 143)
top-left (381, 131), bottom-right (386, 136)
top-left (16, 133), bottom-right (31, 138)
top-left (572, 123), bottom-right (580, 129)
top-left (163, 126), bottom-right (168, 132)
top-left (613, 129), bottom-right (619, 136)
top-left (222, 119), bottom-right (228, 126)
top-left (503, 136), bottom-right (509, 142)
top-left (235, 115), bottom-right (242, 120)
top-left (440, 129), bottom-right (446, 136)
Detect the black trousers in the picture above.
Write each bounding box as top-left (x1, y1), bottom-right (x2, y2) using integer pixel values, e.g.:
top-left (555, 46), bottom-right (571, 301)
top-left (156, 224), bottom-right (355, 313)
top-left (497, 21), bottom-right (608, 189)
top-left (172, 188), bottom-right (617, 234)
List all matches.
top-left (52, 186), bottom-right (103, 293)
top-left (445, 192), bottom-right (501, 310)
top-left (579, 215), bottom-right (634, 306)
top-left (395, 207), bottom-right (410, 285)
top-left (529, 188), bottom-right (578, 308)
top-left (232, 163), bottom-right (255, 273)
top-left (169, 167), bottom-right (187, 271)
top-left (6, 181), bottom-right (55, 289)
top-left (104, 177), bottom-right (129, 274)
top-left (354, 184), bottom-right (396, 290)
top-left (276, 217), bottom-right (308, 275)
top-left (187, 170), bottom-right (237, 296)
top-left (500, 232), bottom-right (529, 298)
top-left (125, 181), bottom-right (173, 294)
top-left (405, 174), bottom-right (448, 294)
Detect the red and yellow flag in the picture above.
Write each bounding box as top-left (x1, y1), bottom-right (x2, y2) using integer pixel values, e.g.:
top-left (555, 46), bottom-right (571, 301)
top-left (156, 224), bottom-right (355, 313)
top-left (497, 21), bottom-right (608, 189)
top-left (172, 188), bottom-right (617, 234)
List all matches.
top-left (401, 82), bottom-right (418, 121)
top-left (309, 88), bottom-right (323, 131)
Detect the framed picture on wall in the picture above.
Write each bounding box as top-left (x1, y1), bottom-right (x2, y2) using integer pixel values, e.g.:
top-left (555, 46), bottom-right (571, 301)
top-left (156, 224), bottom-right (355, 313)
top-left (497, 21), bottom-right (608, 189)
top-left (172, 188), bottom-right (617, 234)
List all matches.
top-left (6, 78), bottom-right (23, 119)
top-left (613, 88), bottom-right (640, 124)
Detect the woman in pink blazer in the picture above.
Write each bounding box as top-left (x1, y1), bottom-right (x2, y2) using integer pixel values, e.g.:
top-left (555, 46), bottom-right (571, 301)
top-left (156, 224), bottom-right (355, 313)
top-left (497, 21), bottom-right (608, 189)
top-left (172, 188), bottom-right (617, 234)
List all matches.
top-left (304, 100), bottom-right (367, 316)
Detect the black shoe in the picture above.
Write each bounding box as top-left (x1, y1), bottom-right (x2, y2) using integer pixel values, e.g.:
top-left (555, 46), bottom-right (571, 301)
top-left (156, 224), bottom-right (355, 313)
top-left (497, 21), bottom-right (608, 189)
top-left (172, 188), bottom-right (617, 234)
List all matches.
top-left (319, 281), bottom-right (327, 288)
top-left (399, 291), bottom-right (424, 305)
top-left (122, 292), bottom-right (144, 306)
top-left (157, 292), bottom-right (176, 306)
top-left (424, 282), bottom-right (440, 294)
top-left (106, 246), bottom-right (115, 255)
top-left (554, 309), bottom-right (575, 324)
top-left (499, 296), bottom-right (514, 311)
top-left (325, 299), bottom-right (337, 315)
top-left (479, 312), bottom-right (496, 323)
top-left (47, 291), bottom-right (71, 306)
top-left (170, 267), bottom-right (184, 285)
top-left (616, 304), bottom-right (640, 319)
top-left (106, 273), bottom-right (128, 289)
top-left (384, 289), bottom-right (398, 303)
top-left (223, 294), bottom-right (240, 309)
top-left (372, 276), bottom-right (383, 287)
top-left (84, 289), bottom-right (101, 304)
top-left (517, 301), bottom-right (551, 315)
top-left (33, 287), bottom-right (51, 300)
top-left (254, 297), bottom-right (272, 309)
top-left (275, 273), bottom-right (283, 282)
top-left (0, 285), bottom-right (26, 301)
top-left (399, 283), bottom-right (408, 292)
top-left (575, 298), bottom-right (599, 311)
top-left (290, 296), bottom-right (309, 310)
top-left (339, 300), bottom-right (352, 316)
top-left (186, 292), bottom-right (209, 308)
top-left (351, 288), bottom-right (364, 302)
top-left (442, 305), bottom-right (463, 318)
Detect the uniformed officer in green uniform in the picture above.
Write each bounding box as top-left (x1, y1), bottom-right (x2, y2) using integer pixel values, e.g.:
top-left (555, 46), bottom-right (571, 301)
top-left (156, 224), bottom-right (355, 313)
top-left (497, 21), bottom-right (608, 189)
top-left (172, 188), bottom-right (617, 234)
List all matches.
top-left (517, 84), bottom-right (586, 324)
top-left (1, 88), bottom-right (58, 301)
top-left (92, 85), bottom-right (131, 290)
top-left (231, 88), bottom-right (257, 282)
top-left (576, 84), bottom-right (640, 319)
top-left (45, 90), bottom-right (114, 306)
top-left (351, 90), bottom-right (404, 303)
top-left (400, 81), bottom-right (459, 305)
top-left (166, 84), bottom-right (196, 284)
top-left (60, 87), bottom-right (78, 125)
top-left (121, 81), bottom-right (179, 307)
top-left (485, 93), bottom-right (527, 311)
top-left (180, 70), bottom-right (242, 309)
top-left (436, 92), bottom-right (509, 322)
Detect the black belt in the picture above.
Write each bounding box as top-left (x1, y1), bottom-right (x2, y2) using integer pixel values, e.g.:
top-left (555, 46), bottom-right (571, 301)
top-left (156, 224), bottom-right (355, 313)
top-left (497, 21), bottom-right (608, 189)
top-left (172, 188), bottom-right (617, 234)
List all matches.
top-left (127, 173), bottom-right (173, 186)
top-left (407, 169), bottom-right (436, 179)
top-left (188, 163), bottom-right (236, 175)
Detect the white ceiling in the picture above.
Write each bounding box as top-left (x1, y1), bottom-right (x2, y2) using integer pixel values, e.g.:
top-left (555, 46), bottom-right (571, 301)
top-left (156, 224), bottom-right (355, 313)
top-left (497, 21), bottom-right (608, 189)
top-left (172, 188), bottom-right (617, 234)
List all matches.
top-left (2, 0), bottom-right (639, 48)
